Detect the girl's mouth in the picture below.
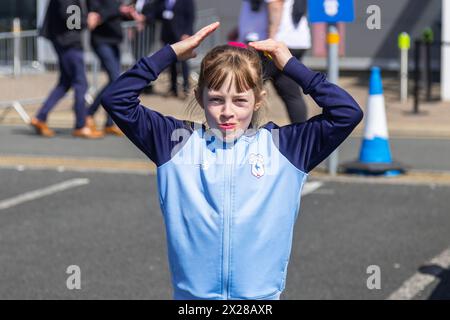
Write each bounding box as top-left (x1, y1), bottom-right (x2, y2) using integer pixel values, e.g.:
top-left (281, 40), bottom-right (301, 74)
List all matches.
top-left (218, 123), bottom-right (236, 130)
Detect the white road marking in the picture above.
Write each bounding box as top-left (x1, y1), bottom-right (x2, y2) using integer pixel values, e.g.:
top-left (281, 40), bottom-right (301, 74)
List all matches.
top-left (302, 181), bottom-right (323, 196)
top-left (0, 176), bottom-right (317, 211)
top-left (0, 178), bottom-right (90, 210)
top-left (312, 189), bottom-right (335, 195)
top-left (387, 248), bottom-right (450, 300)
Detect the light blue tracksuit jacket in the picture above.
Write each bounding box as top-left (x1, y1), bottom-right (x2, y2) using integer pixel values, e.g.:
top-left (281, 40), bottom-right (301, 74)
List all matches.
top-left (102, 45), bottom-right (363, 300)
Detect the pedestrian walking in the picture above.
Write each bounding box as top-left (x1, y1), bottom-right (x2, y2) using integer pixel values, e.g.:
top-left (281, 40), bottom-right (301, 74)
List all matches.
top-left (85, 0), bottom-right (135, 136)
top-left (32, 0), bottom-right (102, 138)
top-left (238, 0), bottom-right (310, 123)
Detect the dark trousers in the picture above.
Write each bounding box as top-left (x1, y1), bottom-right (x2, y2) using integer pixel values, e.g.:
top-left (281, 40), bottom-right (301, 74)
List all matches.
top-left (164, 36), bottom-right (190, 93)
top-left (88, 43), bottom-right (121, 127)
top-left (264, 49), bottom-right (308, 123)
top-left (36, 42), bottom-right (88, 129)
top-left (170, 61), bottom-right (190, 93)
top-left (169, 59), bottom-right (190, 94)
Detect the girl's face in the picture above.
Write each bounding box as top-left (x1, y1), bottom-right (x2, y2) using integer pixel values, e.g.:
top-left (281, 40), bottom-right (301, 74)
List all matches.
top-left (200, 75), bottom-right (264, 142)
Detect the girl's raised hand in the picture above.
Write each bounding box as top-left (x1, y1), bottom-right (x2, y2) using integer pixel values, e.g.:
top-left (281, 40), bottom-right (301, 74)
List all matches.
top-left (248, 39), bottom-right (293, 71)
top-left (171, 22), bottom-right (220, 61)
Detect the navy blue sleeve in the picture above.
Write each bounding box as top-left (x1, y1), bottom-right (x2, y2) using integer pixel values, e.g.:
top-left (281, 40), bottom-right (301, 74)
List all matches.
top-left (264, 57), bottom-right (364, 173)
top-left (101, 45), bottom-right (193, 166)
top-left (87, 0), bottom-right (120, 22)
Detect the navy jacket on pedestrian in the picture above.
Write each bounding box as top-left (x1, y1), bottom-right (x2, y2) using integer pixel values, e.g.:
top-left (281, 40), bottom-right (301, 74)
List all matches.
top-left (87, 0), bottom-right (124, 45)
top-left (40, 0), bottom-right (87, 49)
top-left (154, 0), bottom-right (195, 43)
top-left (101, 45), bottom-right (363, 299)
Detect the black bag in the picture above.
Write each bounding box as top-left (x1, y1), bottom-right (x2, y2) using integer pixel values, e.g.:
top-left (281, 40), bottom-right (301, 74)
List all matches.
top-left (292, 0), bottom-right (307, 28)
top-left (250, 0), bottom-right (263, 12)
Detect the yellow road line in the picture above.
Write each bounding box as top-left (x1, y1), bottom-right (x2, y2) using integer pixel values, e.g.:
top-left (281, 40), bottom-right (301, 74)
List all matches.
top-left (1, 155), bottom-right (450, 186)
top-left (0, 155), bottom-right (156, 174)
top-left (311, 170), bottom-right (450, 186)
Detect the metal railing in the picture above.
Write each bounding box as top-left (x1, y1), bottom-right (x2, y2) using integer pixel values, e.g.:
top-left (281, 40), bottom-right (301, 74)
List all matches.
top-left (0, 18), bottom-right (41, 76)
top-left (0, 9), bottom-right (220, 76)
top-left (116, 8), bottom-right (220, 71)
top-left (412, 39), bottom-right (450, 114)
top-left (0, 9), bottom-right (221, 124)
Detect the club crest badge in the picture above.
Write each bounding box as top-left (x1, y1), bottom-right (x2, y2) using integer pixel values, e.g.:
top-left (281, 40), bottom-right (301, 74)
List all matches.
top-left (249, 153), bottom-right (265, 178)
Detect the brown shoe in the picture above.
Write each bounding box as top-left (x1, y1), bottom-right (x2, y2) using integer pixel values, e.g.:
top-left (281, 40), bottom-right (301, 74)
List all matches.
top-left (104, 125), bottom-right (124, 137)
top-left (178, 90), bottom-right (189, 101)
top-left (30, 117), bottom-right (55, 137)
top-left (163, 90), bottom-right (178, 98)
top-left (72, 126), bottom-right (104, 139)
top-left (85, 116), bottom-right (97, 132)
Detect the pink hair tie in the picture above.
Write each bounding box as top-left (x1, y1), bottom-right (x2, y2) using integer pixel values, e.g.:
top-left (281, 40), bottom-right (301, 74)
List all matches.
top-left (227, 41), bottom-right (248, 49)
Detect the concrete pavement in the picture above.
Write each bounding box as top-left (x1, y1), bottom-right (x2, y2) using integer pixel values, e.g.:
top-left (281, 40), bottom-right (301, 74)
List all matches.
top-left (2, 124), bottom-right (450, 176)
top-left (1, 70), bottom-right (450, 138)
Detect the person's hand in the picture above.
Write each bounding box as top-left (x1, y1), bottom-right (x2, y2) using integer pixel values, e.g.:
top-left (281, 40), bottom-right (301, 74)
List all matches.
top-left (171, 22), bottom-right (220, 61)
top-left (130, 12), bottom-right (146, 31)
top-left (119, 5), bottom-right (135, 18)
top-left (180, 34), bottom-right (190, 41)
top-left (133, 12), bottom-right (146, 24)
top-left (248, 39), bottom-right (293, 70)
top-left (87, 12), bottom-right (102, 31)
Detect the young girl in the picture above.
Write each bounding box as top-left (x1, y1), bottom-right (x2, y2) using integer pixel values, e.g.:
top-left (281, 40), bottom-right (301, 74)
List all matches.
top-left (102, 22), bottom-right (363, 300)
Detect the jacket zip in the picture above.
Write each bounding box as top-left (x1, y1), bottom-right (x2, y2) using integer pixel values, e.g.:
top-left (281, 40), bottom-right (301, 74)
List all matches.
top-left (222, 149), bottom-right (234, 299)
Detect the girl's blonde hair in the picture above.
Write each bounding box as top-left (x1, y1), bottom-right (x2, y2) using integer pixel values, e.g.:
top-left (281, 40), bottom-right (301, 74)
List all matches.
top-left (186, 44), bottom-right (267, 129)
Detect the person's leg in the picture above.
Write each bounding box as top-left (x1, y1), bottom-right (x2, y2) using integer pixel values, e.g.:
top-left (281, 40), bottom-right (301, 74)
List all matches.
top-left (272, 49), bottom-right (308, 124)
top-left (100, 44), bottom-right (123, 135)
top-left (35, 43), bottom-right (71, 122)
top-left (290, 48), bottom-right (306, 61)
top-left (181, 60), bottom-right (190, 93)
top-left (170, 62), bottom-right (178, 95)
top-left (88, 43), bottom-right (121, 127)
top-left (67, 48), bottom-right (88, 129)
top-left (68, 49), bottom-right (103, 139)
top-left (87, 44), bottom-right (108, 117)
top-left (165, 34), bottom-right (178, 96)
top-left (104, 44), bottom-right (121, 127)
top-left (273, 73), bottom-right (308, 123)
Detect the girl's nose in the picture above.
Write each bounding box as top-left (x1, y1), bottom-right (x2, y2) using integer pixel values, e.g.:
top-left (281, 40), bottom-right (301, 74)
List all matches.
top-left (220, 102), bottom-right (234, 119)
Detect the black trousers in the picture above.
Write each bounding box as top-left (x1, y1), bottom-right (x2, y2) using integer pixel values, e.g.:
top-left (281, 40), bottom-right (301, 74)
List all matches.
top-left (170, 59), bottom-right (190, 93)
top-left (263, 49), bottom-right (308, 124)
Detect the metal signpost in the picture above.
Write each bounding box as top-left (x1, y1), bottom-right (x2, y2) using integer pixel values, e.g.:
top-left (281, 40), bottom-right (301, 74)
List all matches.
top-left (308, 0), bottom-right (355, 175)
top-left (398, 32), bottom-right (410, 103)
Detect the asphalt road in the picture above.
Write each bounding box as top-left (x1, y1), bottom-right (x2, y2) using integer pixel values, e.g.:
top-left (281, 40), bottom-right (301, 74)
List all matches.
top-left (1, 167), bottom-right (449, 300)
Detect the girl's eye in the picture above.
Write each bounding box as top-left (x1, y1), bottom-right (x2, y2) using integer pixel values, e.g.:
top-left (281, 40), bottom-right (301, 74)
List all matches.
top-left (234, 99), bottom-right (248, 105)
